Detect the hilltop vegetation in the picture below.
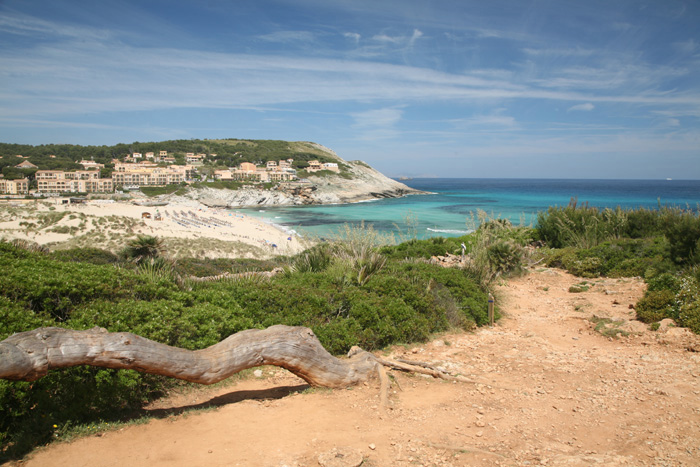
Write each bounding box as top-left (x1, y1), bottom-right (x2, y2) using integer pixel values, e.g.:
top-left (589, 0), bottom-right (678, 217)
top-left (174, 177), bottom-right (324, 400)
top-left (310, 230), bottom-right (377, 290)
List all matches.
top-left (0, 139), bottom-right (347, 179)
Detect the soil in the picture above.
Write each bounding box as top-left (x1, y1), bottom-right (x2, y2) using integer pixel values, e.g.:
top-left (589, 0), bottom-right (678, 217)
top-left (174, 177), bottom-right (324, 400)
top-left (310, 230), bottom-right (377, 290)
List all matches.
top-left (17, 268), bottom-right (700, 466)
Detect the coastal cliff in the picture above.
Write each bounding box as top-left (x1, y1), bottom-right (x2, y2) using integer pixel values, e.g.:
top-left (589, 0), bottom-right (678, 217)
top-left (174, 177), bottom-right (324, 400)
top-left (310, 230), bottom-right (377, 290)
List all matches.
top-left (174, 143), bottom-right (423, 208)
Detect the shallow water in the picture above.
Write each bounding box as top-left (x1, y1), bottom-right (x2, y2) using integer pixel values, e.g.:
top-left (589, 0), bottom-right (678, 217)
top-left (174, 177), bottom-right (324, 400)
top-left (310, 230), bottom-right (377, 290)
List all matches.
top-left (239, 178), bottom-right (700, 239)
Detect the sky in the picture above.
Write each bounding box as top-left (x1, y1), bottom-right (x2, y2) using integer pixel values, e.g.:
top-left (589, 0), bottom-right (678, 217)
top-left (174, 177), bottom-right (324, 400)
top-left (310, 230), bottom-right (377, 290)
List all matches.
top-left (1, 0), bottom-right (699, 179)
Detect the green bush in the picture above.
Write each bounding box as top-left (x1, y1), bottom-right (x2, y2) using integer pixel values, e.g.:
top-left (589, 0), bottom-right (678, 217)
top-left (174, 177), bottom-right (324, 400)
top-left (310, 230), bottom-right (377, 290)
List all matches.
top-left (487, 240), bottom-right (525, 276)
top-left (0, 238), bottom-right (493, 459)
top-left (663, 209), bottom-right (700, 264)
top-left (380, 235), bottom-right (473, 260)
top-left (676, 277), bottom-right (700, 333)
top-left (536, 201), bottom-right (627, 249)
top-left (51, 247), bottom-right (119, 265)
top-left (544, 238), bottom-right (672, 279)
top-left (174, 257), bottom-right (277, 277)
top-left (636, 290), bottom-right (676, 322)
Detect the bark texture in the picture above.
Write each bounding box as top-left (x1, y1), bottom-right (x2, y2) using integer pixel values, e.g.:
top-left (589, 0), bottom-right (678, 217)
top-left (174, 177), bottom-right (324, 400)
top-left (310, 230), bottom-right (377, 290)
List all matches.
top-left (0, 325), bottom-right (379, 388)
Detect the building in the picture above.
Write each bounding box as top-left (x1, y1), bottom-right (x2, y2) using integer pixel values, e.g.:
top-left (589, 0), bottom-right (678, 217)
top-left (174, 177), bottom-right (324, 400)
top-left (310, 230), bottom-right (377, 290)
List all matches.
top-left (306, 160), bottom-right (339, 173)
top-left (14, 160), bottom-right (38, 169)
top-left (111, 163), bottom-right (194, 187)
top-left (35, 170), bottom-right (113, 194)
top-left (186, 153), bottom-right (205, 164)
top-left (0, 177), bottom-right (29, 195)
top-left (322, 162), bottom-right (340, 173)
top-left (78, 160), bottom-right (105, 170)
top-left (216, 160), bottom-right (297, 182)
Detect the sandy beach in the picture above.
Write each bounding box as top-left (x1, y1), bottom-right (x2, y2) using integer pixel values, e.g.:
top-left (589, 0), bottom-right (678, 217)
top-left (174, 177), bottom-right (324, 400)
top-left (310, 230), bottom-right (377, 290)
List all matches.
top-left (0, 199), bottom-right (309, 259)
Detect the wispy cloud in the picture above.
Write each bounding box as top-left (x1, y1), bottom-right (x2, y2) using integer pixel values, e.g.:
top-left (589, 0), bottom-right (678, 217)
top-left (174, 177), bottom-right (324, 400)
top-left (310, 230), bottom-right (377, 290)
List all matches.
top-left (0, 11), bottom-right (113, 41)
top-left (1, 2), bottom-right (699, 177)
top-left (568, 103), bottom-right (595, 112)
top-left (343, 32), bottom-right (361, 43)
top-left (350, 108), bottom-right (403, 140)
top-left (256, 30), bottom-right (316, 43)
top-left (2, 38), bottom-right (698, 121)
top-left (522, 47), bottom-right (594, 57)
top-left (674, 39), bottom-right (698, 54)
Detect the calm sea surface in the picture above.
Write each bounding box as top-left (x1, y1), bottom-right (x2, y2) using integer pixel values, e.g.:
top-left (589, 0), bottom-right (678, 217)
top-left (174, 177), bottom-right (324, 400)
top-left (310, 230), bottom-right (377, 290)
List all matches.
top-left (239, 178), bottom-right (700, 240)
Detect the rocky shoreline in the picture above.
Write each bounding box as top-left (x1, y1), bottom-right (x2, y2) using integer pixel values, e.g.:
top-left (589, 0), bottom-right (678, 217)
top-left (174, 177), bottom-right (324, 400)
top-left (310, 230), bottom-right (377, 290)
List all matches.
top-left (168, 159), bottom-right (427, 208)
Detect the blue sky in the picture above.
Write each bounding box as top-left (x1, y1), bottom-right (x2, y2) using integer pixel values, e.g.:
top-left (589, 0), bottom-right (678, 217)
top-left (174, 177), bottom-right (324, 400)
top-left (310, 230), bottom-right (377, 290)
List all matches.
top-left (1, 0), bottom-right (699, 179)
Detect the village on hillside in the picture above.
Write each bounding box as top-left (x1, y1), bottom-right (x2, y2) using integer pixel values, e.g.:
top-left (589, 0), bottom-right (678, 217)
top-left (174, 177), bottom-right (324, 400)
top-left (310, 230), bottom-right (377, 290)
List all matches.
top-left (0, 151), bottom-right (340, 197)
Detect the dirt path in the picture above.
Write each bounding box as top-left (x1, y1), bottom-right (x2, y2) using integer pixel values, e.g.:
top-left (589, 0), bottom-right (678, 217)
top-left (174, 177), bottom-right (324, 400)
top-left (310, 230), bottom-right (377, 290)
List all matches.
top-left (19, 268), bottom-right (700, 466)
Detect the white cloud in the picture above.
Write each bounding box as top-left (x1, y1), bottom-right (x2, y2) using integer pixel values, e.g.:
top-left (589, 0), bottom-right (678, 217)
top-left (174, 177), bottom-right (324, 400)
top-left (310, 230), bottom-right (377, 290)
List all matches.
top-left (372, 34), bottom-right (401, 44)
top-left (568, 103), bottom-right (595, 112)
top-left (409, 29), bottom-right (423, 47)
top-left (351, 108), bottom-right (403, 128)
top-left (343, 32), bottom-right (361, 43)
top-left (451, 114), bottom-right (517, 128)
top-left (674, 39), bottom-right (697, 54)
top-left (522, 47), bottom-right (593, 57)
top-left (257, 31), bottom-right (316, 43)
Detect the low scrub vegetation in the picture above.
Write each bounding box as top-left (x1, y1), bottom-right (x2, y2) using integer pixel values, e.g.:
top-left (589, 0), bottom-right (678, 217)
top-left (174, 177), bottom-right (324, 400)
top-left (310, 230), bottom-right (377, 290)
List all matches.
top-left (1, 222), bottom-right (514, 459)
top-left (536, 201), bottom-right (700, 336)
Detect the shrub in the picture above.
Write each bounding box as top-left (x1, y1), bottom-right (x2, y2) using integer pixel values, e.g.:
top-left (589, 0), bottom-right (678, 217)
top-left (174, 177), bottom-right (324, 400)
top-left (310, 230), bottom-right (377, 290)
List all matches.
top-left (663, 209), bottom-right (700, 264)
top-left (174, 257), bottom-right (277, 277)
top-left (380, 235), bottom-right (471, 260)
top-left (119, 235), bottom-right (165, 264)
top-left (487, 240), bottom-right (525, 276)
top-left (290, 244), bottom-right (333, 273)
top-left (0, 235), bottom-right (494, 459)
top-left (536, 200), bottom-right (626, 249)
top-left (51, 247), bottom-right (119, 265)
top-left (636, 290), bottom-right (677, 323)
top-left (676, 276), bottom-right (700, 333)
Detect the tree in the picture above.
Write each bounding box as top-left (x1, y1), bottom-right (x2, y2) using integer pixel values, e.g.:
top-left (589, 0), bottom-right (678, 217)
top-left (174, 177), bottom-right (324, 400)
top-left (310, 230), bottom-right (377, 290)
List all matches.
top-left (120, 235), bottom-right (165, 264)
top-left (0, 325), bottom-right (474, 396)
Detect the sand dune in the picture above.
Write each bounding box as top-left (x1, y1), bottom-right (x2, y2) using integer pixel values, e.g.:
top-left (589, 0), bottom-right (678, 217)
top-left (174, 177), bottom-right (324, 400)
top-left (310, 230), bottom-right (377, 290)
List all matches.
top-left (0, 199), bottom-right (309, 259)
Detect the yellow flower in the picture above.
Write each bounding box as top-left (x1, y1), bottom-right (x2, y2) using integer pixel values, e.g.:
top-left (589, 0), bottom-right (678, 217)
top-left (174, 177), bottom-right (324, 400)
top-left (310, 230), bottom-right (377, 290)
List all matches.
top-left (52, 424), bottom-right (57, 428)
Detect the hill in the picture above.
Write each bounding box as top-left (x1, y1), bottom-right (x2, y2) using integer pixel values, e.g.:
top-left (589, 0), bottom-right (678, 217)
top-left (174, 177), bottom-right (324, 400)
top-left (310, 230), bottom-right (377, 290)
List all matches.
top-left (182, 142), bottom-right (422, 207)
top-left (0, 139), bottom-right (422, 205)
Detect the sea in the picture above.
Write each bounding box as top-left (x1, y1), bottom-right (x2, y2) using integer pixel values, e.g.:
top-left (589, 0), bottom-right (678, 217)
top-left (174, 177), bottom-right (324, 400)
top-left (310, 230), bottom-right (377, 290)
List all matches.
top-left (239, 178), bottom-right (700, 240)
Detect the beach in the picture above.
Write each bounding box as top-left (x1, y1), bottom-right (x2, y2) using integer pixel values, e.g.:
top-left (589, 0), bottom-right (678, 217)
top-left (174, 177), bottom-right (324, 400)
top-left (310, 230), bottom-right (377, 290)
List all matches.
top-left (0, 198), bottom-right (309, 259)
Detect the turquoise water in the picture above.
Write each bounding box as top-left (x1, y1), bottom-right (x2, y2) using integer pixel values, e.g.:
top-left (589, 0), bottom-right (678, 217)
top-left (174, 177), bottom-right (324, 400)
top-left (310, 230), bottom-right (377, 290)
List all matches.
top-left (239, 178), bottom-right (700, 240)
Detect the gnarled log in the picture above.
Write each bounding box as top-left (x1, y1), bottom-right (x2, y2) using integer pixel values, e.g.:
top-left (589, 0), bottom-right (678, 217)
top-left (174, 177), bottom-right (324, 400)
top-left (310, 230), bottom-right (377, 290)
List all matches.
top-left (0, 325), bottom-right (380, 388)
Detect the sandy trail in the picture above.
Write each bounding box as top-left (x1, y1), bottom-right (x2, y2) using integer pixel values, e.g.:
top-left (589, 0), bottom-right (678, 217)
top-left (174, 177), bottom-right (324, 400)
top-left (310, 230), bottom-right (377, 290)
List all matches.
top-left (18, 268), bottom-right (700, 466)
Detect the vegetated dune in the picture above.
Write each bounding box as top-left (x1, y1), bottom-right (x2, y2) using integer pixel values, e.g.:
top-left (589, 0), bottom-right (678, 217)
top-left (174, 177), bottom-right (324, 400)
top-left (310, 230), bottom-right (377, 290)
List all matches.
top-left (21, 268), bottom-right (700, 467)
top-left (0, 199), bottom-right (309, 258)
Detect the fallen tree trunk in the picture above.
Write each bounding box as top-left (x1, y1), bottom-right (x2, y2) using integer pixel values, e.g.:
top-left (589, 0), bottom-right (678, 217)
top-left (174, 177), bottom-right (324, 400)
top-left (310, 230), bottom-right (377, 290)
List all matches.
top-left (0, 325), bottom-right (380, 388)
top-left (0, 325), bottom-right (490, 398)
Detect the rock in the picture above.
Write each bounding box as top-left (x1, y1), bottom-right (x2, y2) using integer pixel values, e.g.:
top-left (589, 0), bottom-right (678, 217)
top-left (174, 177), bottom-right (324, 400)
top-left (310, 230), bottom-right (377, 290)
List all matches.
top-left (621, 320), bottom-right (647, 334)
top-left (317, 447), bottom-right (364, 467)
top-left (658, 318), bottom-right (677, 333)
top-left (253, 369), bottom-right (263, 378)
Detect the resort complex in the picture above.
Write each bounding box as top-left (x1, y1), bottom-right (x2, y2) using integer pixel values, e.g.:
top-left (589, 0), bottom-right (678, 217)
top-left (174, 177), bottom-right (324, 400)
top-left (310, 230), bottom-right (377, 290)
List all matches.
top-left (0, 150), bottom-right (340, 196)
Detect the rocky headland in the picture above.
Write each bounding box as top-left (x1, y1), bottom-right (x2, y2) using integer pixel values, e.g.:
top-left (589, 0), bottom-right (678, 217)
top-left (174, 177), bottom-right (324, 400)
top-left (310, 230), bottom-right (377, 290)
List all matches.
top-left (169, 144), bottom-right (425, 208)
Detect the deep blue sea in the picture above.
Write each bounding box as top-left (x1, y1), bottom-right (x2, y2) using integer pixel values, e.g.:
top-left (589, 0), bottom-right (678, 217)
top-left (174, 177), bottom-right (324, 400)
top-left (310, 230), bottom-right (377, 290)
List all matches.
top-left (239, 179), bottom-right (700, 240)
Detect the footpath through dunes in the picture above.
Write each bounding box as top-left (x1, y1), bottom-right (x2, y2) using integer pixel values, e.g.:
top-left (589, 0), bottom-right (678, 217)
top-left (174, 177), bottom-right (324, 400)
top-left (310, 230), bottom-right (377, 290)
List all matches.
top-left (19, 269), bottom-right (700, 467)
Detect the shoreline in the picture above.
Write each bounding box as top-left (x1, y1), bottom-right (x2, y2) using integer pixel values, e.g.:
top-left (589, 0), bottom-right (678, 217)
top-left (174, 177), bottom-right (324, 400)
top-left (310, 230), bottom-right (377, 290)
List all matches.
top-left (0, 198), bottom-right (310, 259)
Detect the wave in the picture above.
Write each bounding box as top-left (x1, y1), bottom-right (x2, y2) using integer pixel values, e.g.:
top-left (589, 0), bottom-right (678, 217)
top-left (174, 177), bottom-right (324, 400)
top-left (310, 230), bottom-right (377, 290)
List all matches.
top-left (426, 228), bottom-right (474, 235)
top-left (270, 222), bottom-right (302, 238)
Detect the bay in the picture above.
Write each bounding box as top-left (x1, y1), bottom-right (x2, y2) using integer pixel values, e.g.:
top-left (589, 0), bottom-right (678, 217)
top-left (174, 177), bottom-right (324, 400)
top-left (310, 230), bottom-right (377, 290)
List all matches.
top-left (239, 178), bottom-right (700, 240)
